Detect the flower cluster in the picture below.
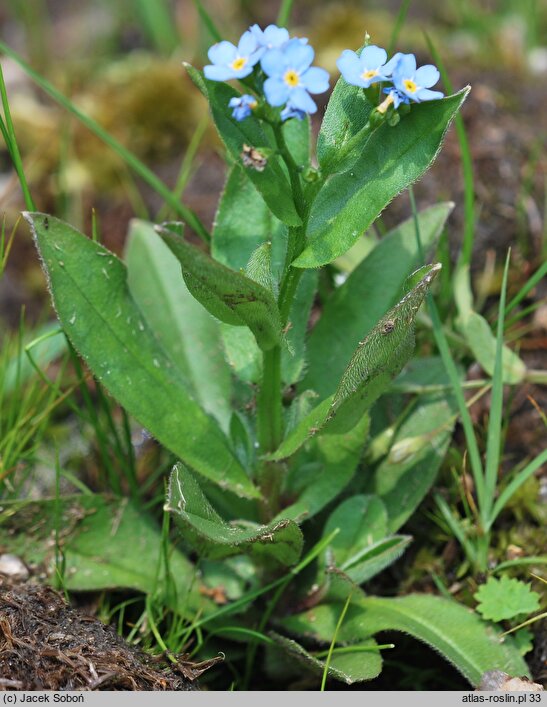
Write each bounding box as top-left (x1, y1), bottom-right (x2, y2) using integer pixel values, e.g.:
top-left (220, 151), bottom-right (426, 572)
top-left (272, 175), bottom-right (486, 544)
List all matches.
top-left (336, 45), bottom-right (444, 111)
top-left (203, 27), bottom-right (444, 124)
top-left (203, 24), bottom-right (330, 122)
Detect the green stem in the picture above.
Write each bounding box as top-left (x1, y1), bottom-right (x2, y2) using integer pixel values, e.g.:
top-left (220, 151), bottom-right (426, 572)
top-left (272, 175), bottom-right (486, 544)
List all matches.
top-left (272, 121), bottom-right (306, 220)
top-left (257, 346), bottom-right (283, 455)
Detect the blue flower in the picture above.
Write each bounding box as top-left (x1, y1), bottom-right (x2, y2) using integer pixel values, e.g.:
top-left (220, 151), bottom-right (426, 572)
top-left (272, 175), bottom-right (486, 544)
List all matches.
top-left (280, 103), bottom-right (306, 121)
top-left (261, 39), bottom-right (330, 114)
top-left (337, 46), bottom-right (402, 88)
top-left (380, 87), bottom-right (409, 110)
top-left (228, 94), bottom-right (257, 121)
top-left (250, 24), bottom-right (290, 51)
top-left (391, 53), bottom-right (444, 102)
top-left (204, 30), bottom-right (261, 81)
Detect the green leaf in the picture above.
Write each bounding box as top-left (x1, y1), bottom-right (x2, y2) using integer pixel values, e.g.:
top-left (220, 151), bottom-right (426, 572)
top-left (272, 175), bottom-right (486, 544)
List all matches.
top-left (281, 594), bottom-right (529, 685)
top-left (212, 165), bottom-right (287, 274)
top-left (342, 535), bottom-right (413, 584)
top-left (321, 495), bottom-right (411, 584)
top-left (245, 241), bottom-right (277, 294)
top-left (295, 90), bottom-right (469, 268)
top-left (158, 224), bottom-right (282, 352)
top-left (3, 322), bottom-right (66, 395)
top-left (125, 219), bottom-right (232, 431)
top-left (27, 212), bottom-right (256, 499)
top-left (167, 464), bottom-right (303, 566)
top-left (461, 311), bottom-right (526, 384)
top-left (275, 414), bottom-right (369, 523)
top-left (317, 72), bottom-right (373, 175)
top-left (269, 632), bottom-right (382, 685)
top-left (282, 113), bottom-right (311, 169)
top-left (368, 391), bottom-right (458, 532)
top-left (282, 269), bottom-right (318, 385)
top-left (301, 203), bottom-right (453, 400)
top-left (323, 495), bottom-right (388, 564)
top-left (474, 577), bottom-right (541, 622)
top-left (196, 72), bottom-right (300, 226)
top-left (0, 495), bottom-right (206, 616)
top-left (268, 264), bottom-right (441, 459)
top-left (325, 263), bottom-right (442, 434)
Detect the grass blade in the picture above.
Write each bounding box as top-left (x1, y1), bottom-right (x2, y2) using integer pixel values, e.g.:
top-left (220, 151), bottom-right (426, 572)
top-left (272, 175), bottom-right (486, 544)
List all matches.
top-left (482, 251), bottom-right (511, 524)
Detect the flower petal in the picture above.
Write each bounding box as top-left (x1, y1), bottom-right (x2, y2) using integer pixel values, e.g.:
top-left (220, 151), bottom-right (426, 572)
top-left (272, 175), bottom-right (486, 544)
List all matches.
top-left (238, 30), bottom-right (257, 57)
top-left (415, 64), bottom-right (440, 88)
top-left (208, 41), bottom-right (237, 65)
top-left (337, 50), bottom-right (363, 83)
top-left (415, 87), bottom-right (444, 101)
top-left (264, 76), bottom-right (289, 106)
top-left (301, 66), bottom-right (330, 94)
top-left (383, 51), bottom-right (404, 76)
top-left (263, 24), bottom-right (289, 47)
top-left (261, 48), bottom-right (286, 77)
top-left (394, 53), bottom-right (417, 78)
top-left (289, 86), bottom-right (317, 113)
top-left (284, 39), bottom-right (314, 72)
top-left (360, 45), bottom-right (387, 68)
top-left (204, 64), bottom-right (237, 81)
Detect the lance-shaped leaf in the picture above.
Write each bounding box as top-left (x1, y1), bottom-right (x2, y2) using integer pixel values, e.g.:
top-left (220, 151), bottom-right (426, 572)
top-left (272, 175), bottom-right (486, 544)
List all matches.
top-left (267, 264), bottom-right (441, 460)
top-left (125, 219), bottom-right (232, 432)
top-left (0, 495), bottom-right (209, 617)
top-left (187, 66), bottom-right (300, 226)
top-left (166, 464), bottom-right (303, 566)
top-left (320, 495), bottom-right (411, 584)
top-left (27, 212), bottom-right (257, 499)
top-left (301, 203), bottom-right (453, 400)
top-left (317, 68), bottom-right (374, 175)
top-left (280, 594), bottom-right (528, 686)
top-left (269, 632), bottom-right (382, 685)
top-left (367, 391), bottom-right (458, 533)
top-left (274, 414), bottom-right (369, 523)
top-left (294, 89), bottom-right (469, 268)
top-left (157, 224), bottom-right (282, 352)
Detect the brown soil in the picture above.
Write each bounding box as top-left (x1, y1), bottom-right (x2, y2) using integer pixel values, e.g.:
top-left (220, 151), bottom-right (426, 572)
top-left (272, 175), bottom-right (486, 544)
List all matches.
top-left (0, 578), bottom-right (218, 690)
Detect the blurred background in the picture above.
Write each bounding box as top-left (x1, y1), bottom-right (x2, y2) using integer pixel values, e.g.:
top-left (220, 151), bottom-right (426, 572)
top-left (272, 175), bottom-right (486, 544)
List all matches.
top-left (0, 0), bottom-right (545, 327)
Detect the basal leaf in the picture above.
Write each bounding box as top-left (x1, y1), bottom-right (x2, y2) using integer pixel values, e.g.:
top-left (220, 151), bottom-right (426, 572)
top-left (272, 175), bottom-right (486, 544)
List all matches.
top-left (295, 90), bottom-right (469, 268)
top-left (301, 203), bottom-right (453, 400)
top-left (367, 391), bottom-right (458, 532)
top-left (269, 632), bottom-right (382, 685)
top-left (27, 212), bottom-right (256, 499)
top-left (125, 219), bottom-right (232, 431)
top-left (281, 594), bottom-right (528, 685)
top-left (158, 224), bottom-right (282, 352)
top-left (0, 495), bottom-right (207, 617)
top-left (166, 464), bottom-right (303, 566)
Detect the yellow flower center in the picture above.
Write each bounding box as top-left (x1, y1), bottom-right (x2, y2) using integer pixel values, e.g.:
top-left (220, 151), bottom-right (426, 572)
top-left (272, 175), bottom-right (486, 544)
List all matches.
top-left (284, 69), bottom-right (300, 87)
top-left (403, 78), bottom-right (417, 93)
top-left (231, 57), bottom-right (247, 71)
top-left (361, 69), bottom-right (378, 81)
